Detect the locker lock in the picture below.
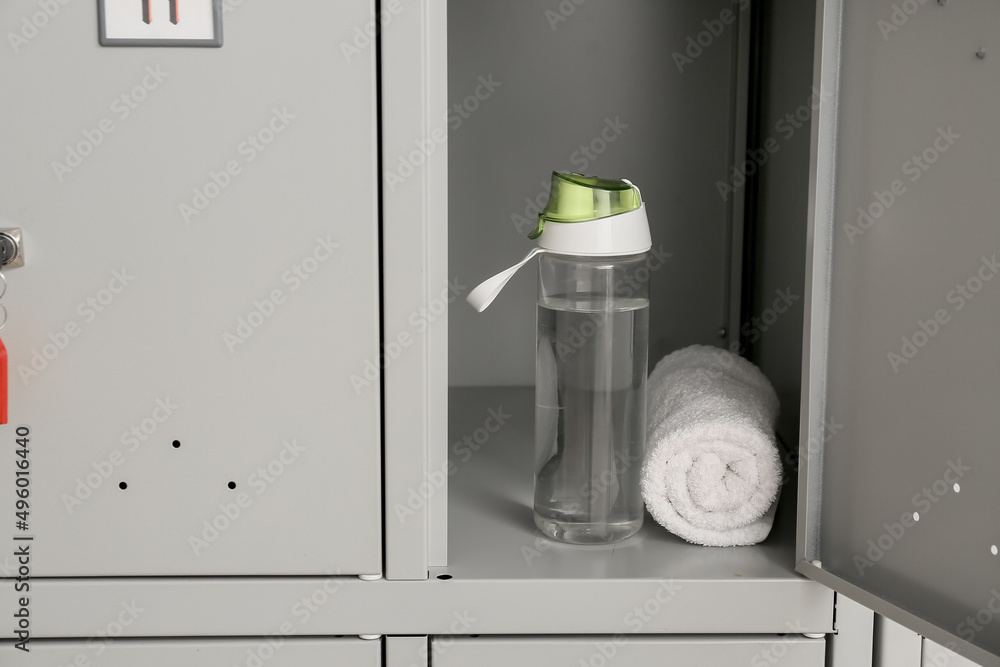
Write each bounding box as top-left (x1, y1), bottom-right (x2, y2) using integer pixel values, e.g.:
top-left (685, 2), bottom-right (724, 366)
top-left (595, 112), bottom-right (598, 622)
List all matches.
top-left (0, 229), bottom-right (24, 268)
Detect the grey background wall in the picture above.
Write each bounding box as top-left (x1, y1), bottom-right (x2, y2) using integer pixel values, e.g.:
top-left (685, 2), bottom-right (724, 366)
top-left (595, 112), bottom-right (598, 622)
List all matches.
top-left (448, 0), bottom-right (748, 386)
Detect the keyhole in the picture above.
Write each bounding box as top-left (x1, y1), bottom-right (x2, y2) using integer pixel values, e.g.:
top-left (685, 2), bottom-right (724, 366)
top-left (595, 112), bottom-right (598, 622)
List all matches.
top-left (0, 234), bottom-right (17, 266)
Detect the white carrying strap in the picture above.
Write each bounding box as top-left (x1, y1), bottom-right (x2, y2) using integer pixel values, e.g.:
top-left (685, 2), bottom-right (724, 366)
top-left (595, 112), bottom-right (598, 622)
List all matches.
top-left (466, 247), bottom-right (547, 312)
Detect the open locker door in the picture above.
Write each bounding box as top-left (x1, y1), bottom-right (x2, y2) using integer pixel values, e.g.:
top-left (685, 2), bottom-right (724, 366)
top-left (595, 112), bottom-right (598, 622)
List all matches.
top-left (797, 1), bottom-right (1000, 665)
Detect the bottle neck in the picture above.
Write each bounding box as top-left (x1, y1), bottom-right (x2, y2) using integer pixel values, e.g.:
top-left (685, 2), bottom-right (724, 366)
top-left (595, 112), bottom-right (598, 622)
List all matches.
top-left (538, 252), bottom-right (650, 305)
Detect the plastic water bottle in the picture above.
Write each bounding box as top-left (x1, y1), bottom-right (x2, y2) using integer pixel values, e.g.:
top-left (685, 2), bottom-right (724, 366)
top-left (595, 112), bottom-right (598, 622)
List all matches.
top-left (468, 172), bottom-right (652, 544)
top-left (534, 251), bottom-right (649, 543)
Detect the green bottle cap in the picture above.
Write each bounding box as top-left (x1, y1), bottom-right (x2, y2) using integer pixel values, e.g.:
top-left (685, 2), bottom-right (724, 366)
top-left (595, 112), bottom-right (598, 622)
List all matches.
top-left (528, 172), bottom-right (642, 239)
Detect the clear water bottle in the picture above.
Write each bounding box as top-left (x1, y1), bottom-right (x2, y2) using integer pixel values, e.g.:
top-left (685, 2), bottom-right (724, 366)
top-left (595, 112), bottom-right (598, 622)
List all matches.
top-left (534, 251), bottom-right (649, 543)
top-left (468, 172), bottom-right (652, 545)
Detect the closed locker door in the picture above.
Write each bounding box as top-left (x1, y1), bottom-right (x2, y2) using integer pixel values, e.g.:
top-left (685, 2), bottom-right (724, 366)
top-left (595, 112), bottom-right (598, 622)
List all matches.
top-left (5, 638), bottom-right (381, 667)
top-left (431, 636), bottom-right (826, 667)
top-left (0, 0), bottom-right (382, 576)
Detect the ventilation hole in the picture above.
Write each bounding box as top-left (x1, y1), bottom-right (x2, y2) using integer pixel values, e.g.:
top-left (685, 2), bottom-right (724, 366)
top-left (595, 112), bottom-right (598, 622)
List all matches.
top-left (172, 440), bottom-right (181, 448)
top-left (228, 481), bottom-right (236, 489)
top-left (953, 483), bottom-right (961, 493)
top-left (992, 545), bottom-right (998, 556)
top-left (119, 482), bottom-right (127, 490)
top-left (470, 634), bottom-right (480, 638)
top-left (913, 512), bottom-right (920, 522)
top-left (437, 574), bottom-right (453, 580)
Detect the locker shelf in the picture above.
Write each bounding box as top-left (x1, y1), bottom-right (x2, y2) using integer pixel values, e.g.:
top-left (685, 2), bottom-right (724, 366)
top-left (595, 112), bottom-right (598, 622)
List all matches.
top-left (425, 386), bottom-right (834, 634)
top-left (444, 386), bottom-right (814, 582)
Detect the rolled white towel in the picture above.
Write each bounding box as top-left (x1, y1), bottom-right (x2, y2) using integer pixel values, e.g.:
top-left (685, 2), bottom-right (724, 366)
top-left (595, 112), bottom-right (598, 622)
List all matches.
top-left (641, 345), bottom-right (782, 547)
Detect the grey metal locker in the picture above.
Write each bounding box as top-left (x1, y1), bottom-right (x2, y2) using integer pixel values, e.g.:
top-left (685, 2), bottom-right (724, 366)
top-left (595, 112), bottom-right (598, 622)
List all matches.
top-left (0, 0), bottom-right (382, 576)
top-left (4, 638), bottom-right (380, 667)
top-left (2, 0), bottom-right (998, 665)
top-left (432, 636), bottom-right (826, 667)
top-left (796, 1), bottom-right (1000, 665)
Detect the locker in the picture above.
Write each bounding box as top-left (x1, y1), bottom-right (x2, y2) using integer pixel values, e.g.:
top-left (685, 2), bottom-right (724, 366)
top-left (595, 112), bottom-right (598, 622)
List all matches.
top-left (431, 636), bottom-right (826, 667)
top-left (0, 0), bottom-right (997, 665)
top-left (0, 0), bottom-right (383, 576)
top-left (5, 638), bottom-right (380, 667)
